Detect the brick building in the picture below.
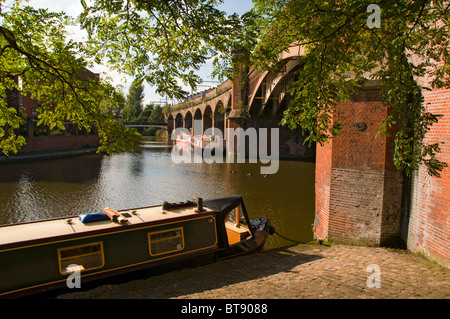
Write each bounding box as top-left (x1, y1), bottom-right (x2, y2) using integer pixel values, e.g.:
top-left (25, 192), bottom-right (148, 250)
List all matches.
top-left (14, 69), bottom-right (100, 153)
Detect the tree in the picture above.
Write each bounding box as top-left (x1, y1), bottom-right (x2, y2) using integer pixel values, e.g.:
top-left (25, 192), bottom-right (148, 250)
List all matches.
top-left (0, 1), bottom-right (141, 155)
top-left (1, 0), bottom-right (255, 155)
top-left (78, 0), bottom-right (258, 99)
top-left (138, 103), bottom-right (154, 122)
top-left (148, 105), bottom-right (164, 123)
top-left (250, 0), bottom-right (449, 177)
top-left (123, 79), bottom-right (145, 121)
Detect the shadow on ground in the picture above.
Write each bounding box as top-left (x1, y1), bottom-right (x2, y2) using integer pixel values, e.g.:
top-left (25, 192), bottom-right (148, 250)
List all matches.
top-left (49, 244), bottom-right (323, 299)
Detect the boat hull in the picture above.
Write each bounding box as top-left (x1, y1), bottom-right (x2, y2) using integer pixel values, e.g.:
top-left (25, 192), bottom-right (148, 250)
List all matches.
top-left (175, 134), bottom-right (226, 153)
top-left (1, 213), bottom-right (217, 298)
top-left (0, 197), bottom-right (272, 298)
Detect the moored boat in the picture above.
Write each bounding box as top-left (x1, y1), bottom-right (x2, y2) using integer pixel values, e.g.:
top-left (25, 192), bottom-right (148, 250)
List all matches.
top-left (175, 133), bottom-right (226, 153)
top-left (175, 132), bottom-right (192, 147)
top-left (0, 196), bottom-right (273, 298)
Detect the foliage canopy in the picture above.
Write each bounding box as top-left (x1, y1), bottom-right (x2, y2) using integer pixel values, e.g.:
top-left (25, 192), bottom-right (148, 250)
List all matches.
top-left (79, 0), bottom-right (257, 99)
top-left (0, 0), bottom-right (253, 155)
top-left (0, 0), bottom-right (141, 155)
top-left (250, 0), bottom-right (449, 177)
top-left (1, 0), bottom-right (449, 178)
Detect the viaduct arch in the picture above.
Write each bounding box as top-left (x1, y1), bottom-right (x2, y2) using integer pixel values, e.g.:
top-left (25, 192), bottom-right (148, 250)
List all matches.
top-left (166, 80), bottom-right (232, 139)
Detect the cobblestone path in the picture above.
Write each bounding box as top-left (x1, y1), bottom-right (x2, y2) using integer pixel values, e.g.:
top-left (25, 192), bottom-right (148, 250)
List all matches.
top-left (57, 244), bottom-right (449, 299)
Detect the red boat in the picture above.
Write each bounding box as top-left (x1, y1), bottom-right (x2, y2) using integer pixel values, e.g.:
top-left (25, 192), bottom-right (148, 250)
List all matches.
top-left (176, 133), bottom-right (225, 152)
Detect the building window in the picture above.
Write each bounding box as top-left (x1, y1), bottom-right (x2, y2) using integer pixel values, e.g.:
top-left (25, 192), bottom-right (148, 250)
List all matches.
top-left (57, 242), bottom-right (105, 275)
top-left (148, 227), bottom-right (184, 256)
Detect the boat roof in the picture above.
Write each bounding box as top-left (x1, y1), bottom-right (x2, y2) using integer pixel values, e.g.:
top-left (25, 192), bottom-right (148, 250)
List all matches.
top-left (0, 204), bottom-right (213, 249)
top-left (203, 196), bottom-right (243, 214)
top-left (0, 196), bottom-right (244, 249)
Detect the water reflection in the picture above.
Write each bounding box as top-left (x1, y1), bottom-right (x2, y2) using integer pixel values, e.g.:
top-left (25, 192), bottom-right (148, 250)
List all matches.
top-left (0, 137), bottom-right (315, 249)
top-left (0, 155), bottom-right (103, 184)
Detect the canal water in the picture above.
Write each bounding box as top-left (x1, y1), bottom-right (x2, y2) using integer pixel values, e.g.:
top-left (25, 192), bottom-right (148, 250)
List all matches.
top-left (0, 137), bottom-right (315, 250)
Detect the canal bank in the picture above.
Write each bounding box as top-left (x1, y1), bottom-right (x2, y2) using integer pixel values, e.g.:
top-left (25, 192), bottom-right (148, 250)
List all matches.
top-left (55, 243), bottom-right (449, 299)
top-left (0, 147), bottom-right (98, 164)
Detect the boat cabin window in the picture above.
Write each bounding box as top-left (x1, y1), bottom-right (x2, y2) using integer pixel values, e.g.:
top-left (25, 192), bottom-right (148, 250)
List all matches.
top-left (57, 242), bottom-right (104, 275)
top-left (225, 205), bottom-right (251, 246)
top-left (226, 205), bottom-right (248, 227)
top-left (148, 227), bottom-right (184, 256)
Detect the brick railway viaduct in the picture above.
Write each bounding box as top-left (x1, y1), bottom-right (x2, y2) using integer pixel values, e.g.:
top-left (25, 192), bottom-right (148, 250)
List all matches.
top-left (166, 45), bottom-right (450, 268)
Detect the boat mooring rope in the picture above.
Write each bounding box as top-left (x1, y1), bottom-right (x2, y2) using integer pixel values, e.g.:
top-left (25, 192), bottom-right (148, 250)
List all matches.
top-left (273, 229), bottom-right (330, 246)
top-left (273, 230), bottom-right (307, 245)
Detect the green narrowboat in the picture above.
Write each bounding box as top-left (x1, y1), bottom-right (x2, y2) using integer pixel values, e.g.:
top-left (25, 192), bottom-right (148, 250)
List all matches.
top-left (0, 196), bottom-right (274, 298)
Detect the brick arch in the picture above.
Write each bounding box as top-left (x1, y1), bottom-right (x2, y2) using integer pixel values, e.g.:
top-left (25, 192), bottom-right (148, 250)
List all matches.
top-left (214, 100), bottom-right (225, 113)
top-left (203, 105), bottom-right (213, 132)
top-left (248, 45), bottom-right (304, 112)
top-left (248, 56), bottom-right (301, 116)
top-left (184, 110), bottom-right (193, 130)
top-left (166, 80), bottom-right (232, 124)
top-left (213, 100), bottom-right (226, 135)
top-left (211, 94), bottom-right (230, 114)
top-left (193, 107), bottom-right (203, 134)
top-left (174, 113), bottom-right (183, 129)
top-left (193, 107), bottom-right (202, 120)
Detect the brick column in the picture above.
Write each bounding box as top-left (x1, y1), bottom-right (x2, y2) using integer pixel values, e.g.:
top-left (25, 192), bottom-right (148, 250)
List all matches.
top-left (230, 48), bottom-right (249, 113)
top-left (408, 87), bottom-right (450, 267)
top-left (314, 83), bottom-right (404, 247)
top-left (227, 48), bottom-right (249, 154)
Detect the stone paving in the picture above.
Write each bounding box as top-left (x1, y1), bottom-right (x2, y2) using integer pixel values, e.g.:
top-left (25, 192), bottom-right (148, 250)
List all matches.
top-left (57, 243), bottom-right (449, 299)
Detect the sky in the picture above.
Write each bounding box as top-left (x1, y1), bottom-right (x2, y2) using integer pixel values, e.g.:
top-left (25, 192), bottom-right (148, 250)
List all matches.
top-left (25, 0), bottom-right (255, 106)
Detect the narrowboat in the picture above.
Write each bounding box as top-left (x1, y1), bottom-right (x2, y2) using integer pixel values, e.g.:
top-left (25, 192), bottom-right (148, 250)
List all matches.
top-left (0, 196), bottom-right (273, 298)
top-left (175, 132), bottom-right (192, 147)
top-left (175, 133), bottom-right (226, 153)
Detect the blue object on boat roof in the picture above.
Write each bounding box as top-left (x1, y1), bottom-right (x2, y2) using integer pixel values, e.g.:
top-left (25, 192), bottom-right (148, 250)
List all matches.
top-left (78, 212), bottom-right (110, 223)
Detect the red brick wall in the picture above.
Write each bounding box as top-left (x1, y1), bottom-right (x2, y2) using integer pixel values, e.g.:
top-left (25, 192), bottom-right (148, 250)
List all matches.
top-left (408, 87), bottom-right (450, 267)
top-left (230, 50), bottom-right (250, 112)
top-left (21, 94), bottom-right (39, 118)
top-left (19, 134), bottom-right (99, 153)
top-left (20, 69), bottom-right (99, 119)
top-left (231, 68), bottom-right (247, 111)
top-left (315, 86), bottom-right (404, 246)
top-left (314, 136), bottom-right (332, 240)
top-left (405, 36), bottom-right (450, 267)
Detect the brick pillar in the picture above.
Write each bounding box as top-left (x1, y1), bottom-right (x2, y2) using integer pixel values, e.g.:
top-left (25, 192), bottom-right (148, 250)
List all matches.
top-left (230, 48), bottom-right (249, 113)
top-left (166, 116), bottom-right (174, 136)
top-left (408, 87), bottom-right (450, 267)
top-left (314, 136), bottom-right (332, 241)
top-left (227, 48), bottom-right (249, 154)
top-left (314, 83), bottom-right (404, 247)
